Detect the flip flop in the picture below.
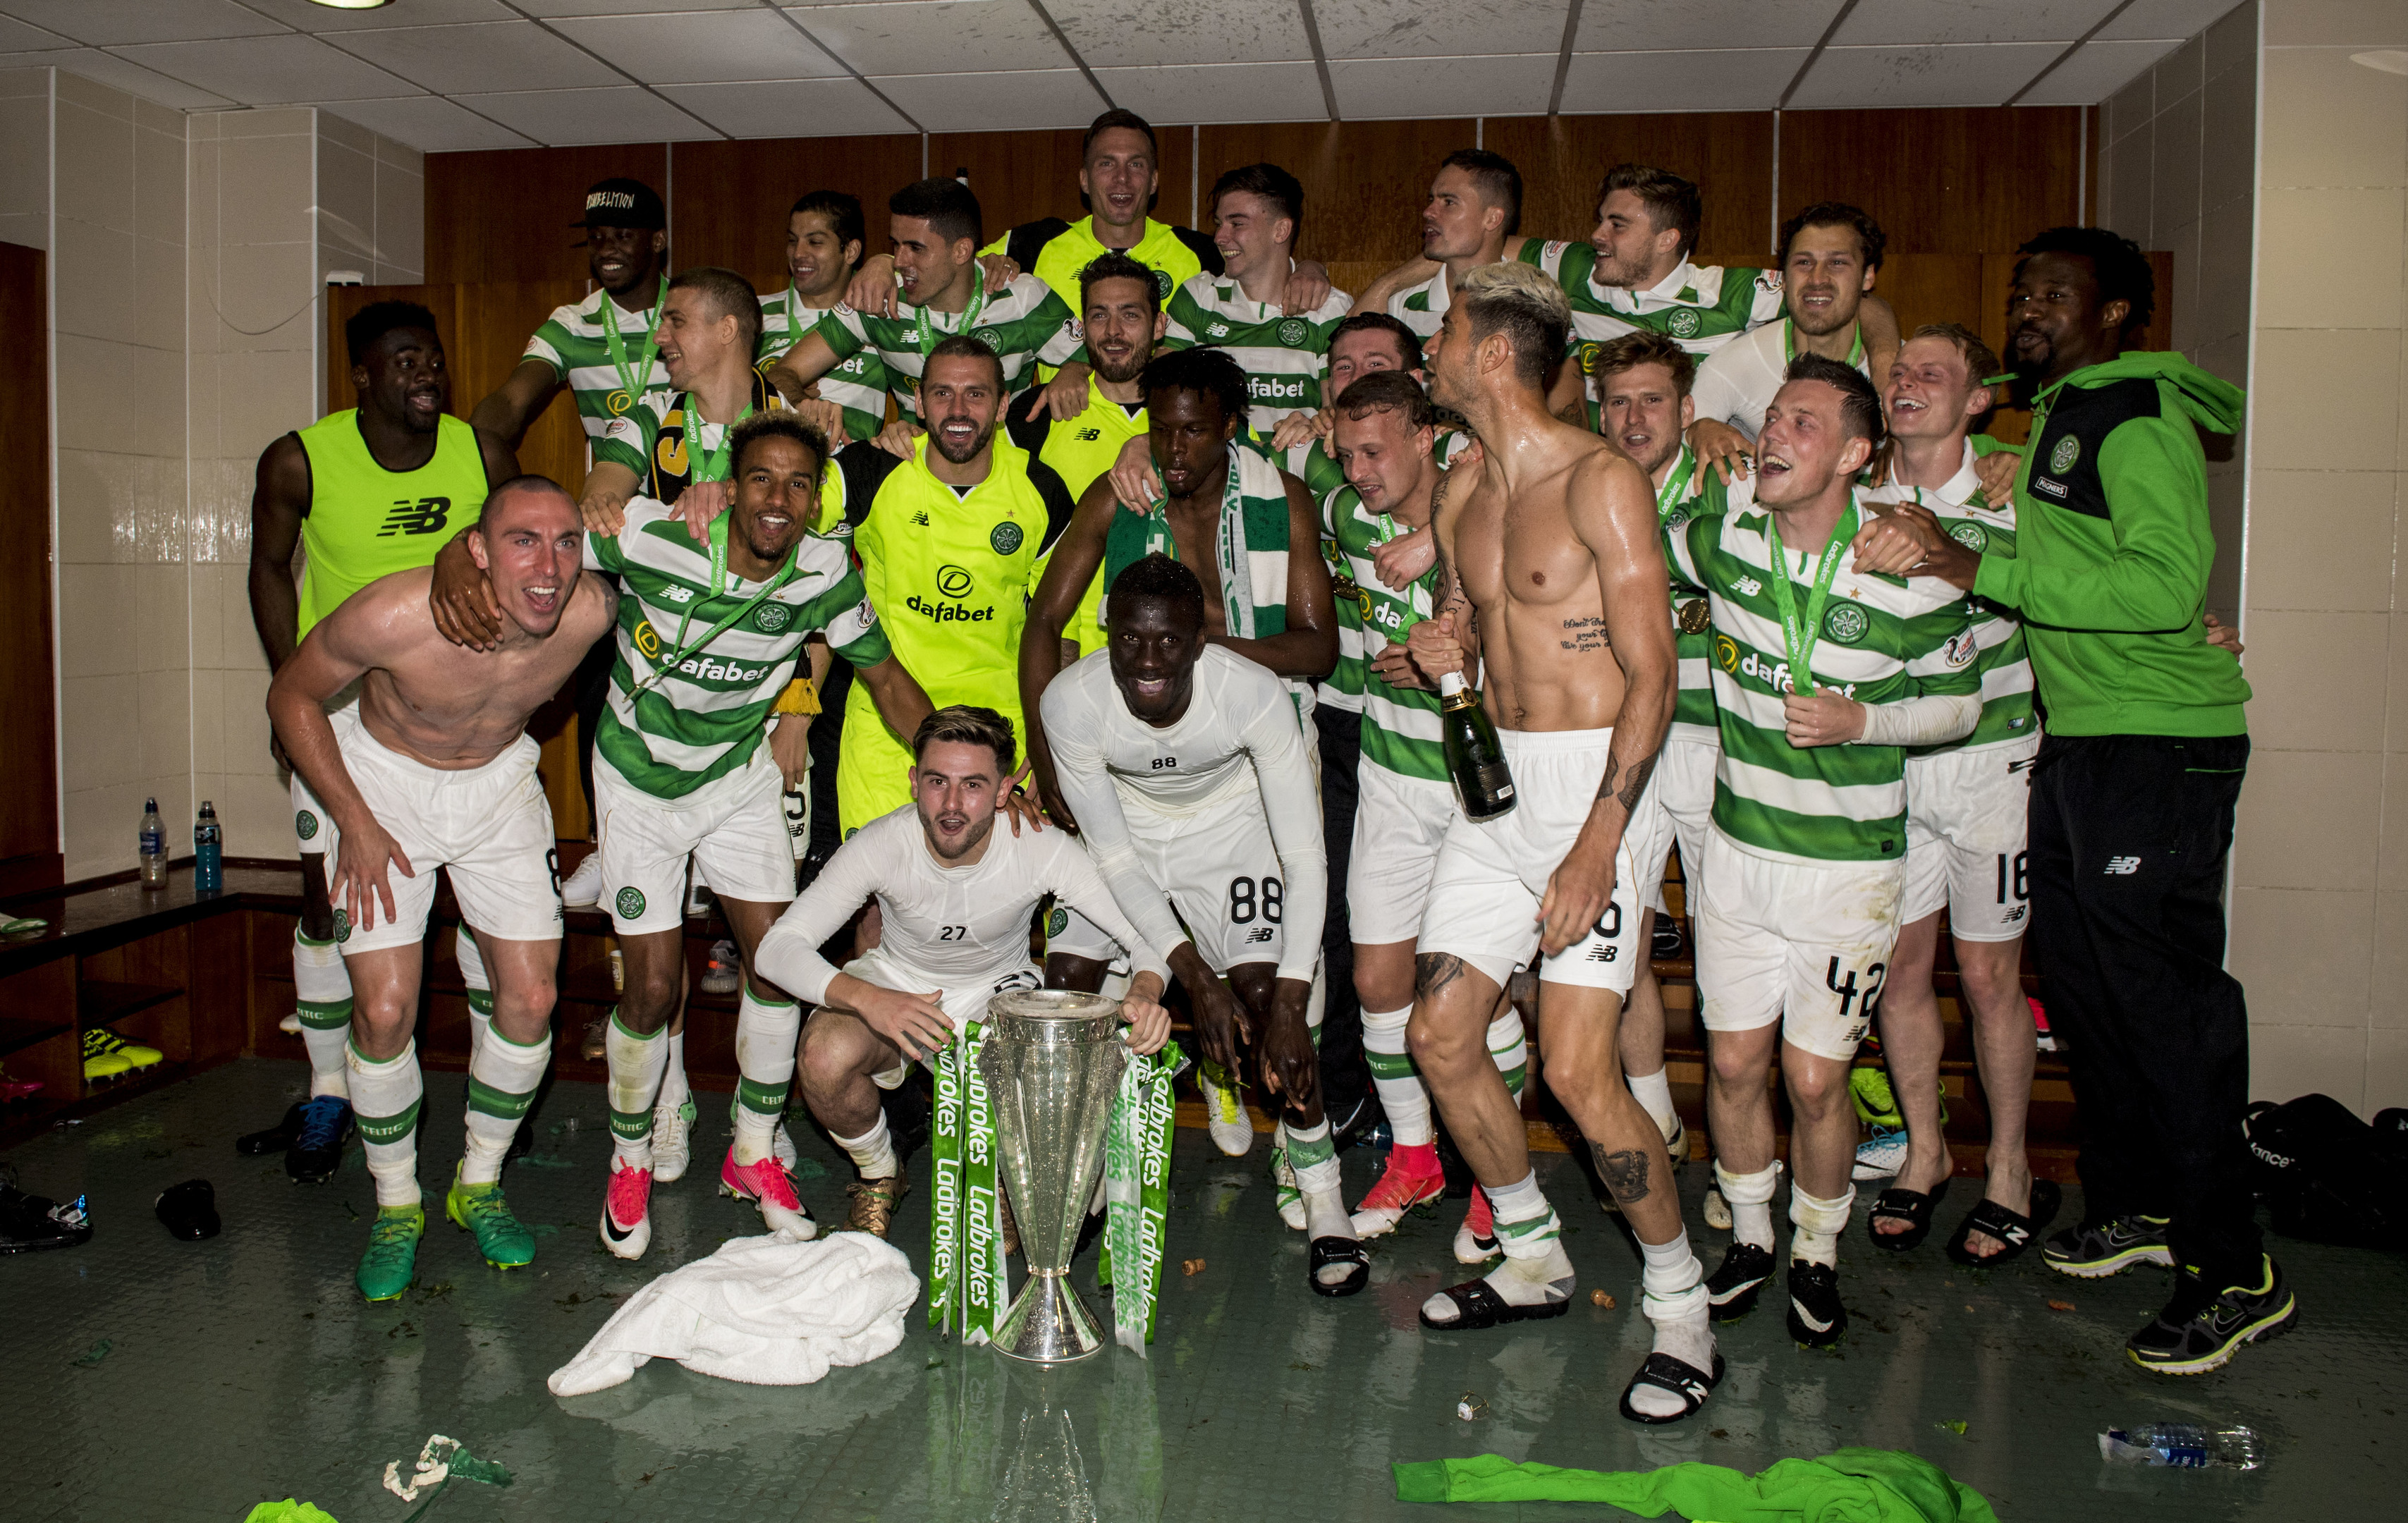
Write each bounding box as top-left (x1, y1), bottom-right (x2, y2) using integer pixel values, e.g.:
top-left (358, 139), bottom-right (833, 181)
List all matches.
top-left (1417, 1276), bottom-right (1571, 1330)
top-left (1867, 1180), bottom-right (1949, 1252)
top-left (1945, 1179), bottom-right (2062, 1266)
top-left (1618, 1350), bottom-right (1725, 1424)
top-left (1308, 1236), bottom-right (1369, 1298)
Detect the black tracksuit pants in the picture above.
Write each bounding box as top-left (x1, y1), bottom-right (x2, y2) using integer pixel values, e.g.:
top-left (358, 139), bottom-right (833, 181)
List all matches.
top-left (2027, 730), bottom-right (2261, 1285)
top-left (1316, 704), bottom-right (1367, 1116)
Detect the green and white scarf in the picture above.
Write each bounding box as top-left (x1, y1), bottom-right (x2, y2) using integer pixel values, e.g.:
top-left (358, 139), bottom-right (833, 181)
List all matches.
top-left (1104, 439), bottom-right (1292, 640)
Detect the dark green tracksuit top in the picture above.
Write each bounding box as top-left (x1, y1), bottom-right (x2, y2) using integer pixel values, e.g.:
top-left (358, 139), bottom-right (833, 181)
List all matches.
top-left (1970, 350), bottom-right (2251, 738)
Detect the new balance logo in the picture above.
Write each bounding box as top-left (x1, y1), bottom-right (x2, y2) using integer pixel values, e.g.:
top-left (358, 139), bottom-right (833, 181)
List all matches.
top-left (377, 496), bottom-right (451, 537)
top-left (911, 510), bottom-right (931, 527)
top-left (1076, 428), bottom-right (1101, 441)
top-left (2105, 856), bottom-right (2143, 875)
top-left (2007, 757), bottom-right (2037, 773)
top-left (1730, 574), bottom-right (1762, 596)
top-left (1245, 926), bottom-right (1274, 943)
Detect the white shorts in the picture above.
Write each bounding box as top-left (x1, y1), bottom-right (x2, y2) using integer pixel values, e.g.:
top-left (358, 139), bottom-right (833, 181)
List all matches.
top-left (1417, 726), bottom-right (1666, 995)
top-left (1903, 735), bottom-right (2037, 942)
top-left (851, 953), bottom-right (1044, 1088)
top-left (596, 747), bottom-right (797, 936)
top-left (1694, 828), bottom-right (1903, 1063)
top-left (292, 687), bottom-right (362, 857)
top-left (1644, 737), bottom-right (1718, 917)
top-left (318, 707), bottom-right (561, 955)
top-left (1046, 786), bottom-right (1286, 977)
top-left (1347, 762), bottom-right (1456, 946)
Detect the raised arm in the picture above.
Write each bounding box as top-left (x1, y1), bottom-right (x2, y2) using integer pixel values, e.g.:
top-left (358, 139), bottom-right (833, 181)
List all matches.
top-left (1213, 473), bottom-right (1337, 680)
top-left (1018, 478), bottom-right (1118, 826)
top-left (468, 358), bottom-right (564, 453)
top-left (851, 653), bottom-right (934, 752)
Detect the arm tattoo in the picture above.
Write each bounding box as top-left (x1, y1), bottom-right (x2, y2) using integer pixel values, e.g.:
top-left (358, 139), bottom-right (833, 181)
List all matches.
top-left (1594, 1144), bottom-right (1653, 1206)
top-left (1414, 952), bottom-right (1468, 1001)
top-left (1610, 749), bottom-right (1657, 812)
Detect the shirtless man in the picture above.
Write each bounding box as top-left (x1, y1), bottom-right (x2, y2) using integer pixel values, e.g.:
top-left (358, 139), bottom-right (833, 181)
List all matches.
top-left (267, 477), bottom-right (614, 1301)
top-left (1402, 263), bottom-right (1715, 1424)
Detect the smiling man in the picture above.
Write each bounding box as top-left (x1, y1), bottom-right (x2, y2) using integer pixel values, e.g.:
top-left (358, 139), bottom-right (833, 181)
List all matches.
top-left (758, 190), bottom-right (891, 448)
top-left (1689, 203), bottom-right (1889, 453)
top-left (1162, 162), bottom-right (1354, 436)
top-left (754, 706), bottom-right (1173, 1240)
top-left (581, 267), bottom-right (784, 527)
top-left (268, 477), bottom-right (615, 1302)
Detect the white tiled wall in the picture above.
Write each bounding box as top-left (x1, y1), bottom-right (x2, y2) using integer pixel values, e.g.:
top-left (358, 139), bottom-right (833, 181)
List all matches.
top-left (6, 69), bottom-right (422, 880)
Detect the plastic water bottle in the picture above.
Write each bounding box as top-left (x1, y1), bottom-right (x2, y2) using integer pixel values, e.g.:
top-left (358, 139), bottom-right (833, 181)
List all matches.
top-left (138, 797), bottom-right (167, 888)
top-left (2099, 1424), bottom-right (2263, 1469)
top-left (192, 801), bottom-right (223, 894)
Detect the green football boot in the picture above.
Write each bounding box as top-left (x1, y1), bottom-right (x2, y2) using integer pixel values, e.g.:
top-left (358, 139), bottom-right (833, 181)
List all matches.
top-left (356, 1204), bottom-right (424, 1302)
top-left (444, 1165), bottom-right (535, 1269)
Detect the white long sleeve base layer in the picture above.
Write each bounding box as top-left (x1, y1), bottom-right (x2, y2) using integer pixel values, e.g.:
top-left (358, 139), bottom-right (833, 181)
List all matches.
top-left (1850, 691), bottom-right (1981, 748)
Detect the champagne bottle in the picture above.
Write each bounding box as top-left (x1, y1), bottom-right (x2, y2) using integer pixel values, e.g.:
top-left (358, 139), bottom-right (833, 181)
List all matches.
top-left (1438, 672), bottom-right (1515, 821)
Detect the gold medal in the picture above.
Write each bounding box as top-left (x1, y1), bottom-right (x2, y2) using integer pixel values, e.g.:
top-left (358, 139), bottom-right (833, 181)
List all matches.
top-left (1677, 598), bottom-right (1710, 636)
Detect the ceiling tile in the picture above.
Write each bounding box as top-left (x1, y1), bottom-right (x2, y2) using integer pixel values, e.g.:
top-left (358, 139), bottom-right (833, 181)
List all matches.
top-left (112, 34), bottom-right (422, 104)
top-left (1087, 61), bottom-right (1326, 124)
top-left (0, 16), bottom-right (68, 50)
top-left (1832, 1), bottom-right (2117, 47)
top-left (1312, 0), bottom-right (1567, 61)
top-left (864, 68), bottom-right (1104, 132)
top-left (2015, 37), bottom-right (2184, 102)
top-left (328, 20), bottom-right (623, 95)
top-left (0, 1), bottom-right (281, 47)
top-left (1558, 47), bottom-right (1809, 113)
top-left (554, 10), bottom-right (847, 85)
top-left (238, 0), bottom-right (518, 30)
top-left (786, 2), bottom-right (1070, 78)
top-left (515, 0), bottom-right (755, 13)
top-left (657, 76), bottom-right (914, 137)
top-left (2096, 0), bottom-right (2252, 42)
top-left (1048, 0), bottom-right (1309, 68)
top-left (1575, 1), bottom-right (1831, 53)
top-left (1328, 54), bottom-right (1556, 120)
top-left (0, 47), bottom-right (236, 109)
top-left (453, 84), bottom-right (723, 145)
top-left (305, 94), bottom-right (536, 152)
top-left (1787, 41), bottom-right (2067, 109)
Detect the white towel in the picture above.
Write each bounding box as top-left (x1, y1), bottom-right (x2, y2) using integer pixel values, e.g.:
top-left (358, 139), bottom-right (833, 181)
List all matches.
top-left (548, 1233), bottom-right (920, 1397)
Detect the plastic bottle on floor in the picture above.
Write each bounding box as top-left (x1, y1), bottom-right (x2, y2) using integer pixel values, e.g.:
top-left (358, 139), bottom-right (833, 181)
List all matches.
top-left (2099, 1424), bottom-right (2263, 1469)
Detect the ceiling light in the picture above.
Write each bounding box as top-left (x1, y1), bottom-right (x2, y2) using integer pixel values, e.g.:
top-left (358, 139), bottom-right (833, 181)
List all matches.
top-left (2352, 51), bottom-right (2408, 76)
top-left (310, 0), bottom-right (393, 11)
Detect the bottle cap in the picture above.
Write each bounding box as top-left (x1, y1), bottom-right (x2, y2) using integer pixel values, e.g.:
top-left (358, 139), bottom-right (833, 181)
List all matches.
top-left (200, 801), bottom-right (216, 814)
top-left (145, 797), bottom-right (157, 810)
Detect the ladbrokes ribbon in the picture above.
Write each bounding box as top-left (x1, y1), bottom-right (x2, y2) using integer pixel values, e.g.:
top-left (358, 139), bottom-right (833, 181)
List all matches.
top-left (1099, 1041), bottom-right (1184, 1354)
top-left (928, 1021), bottom-right (1009, 1344)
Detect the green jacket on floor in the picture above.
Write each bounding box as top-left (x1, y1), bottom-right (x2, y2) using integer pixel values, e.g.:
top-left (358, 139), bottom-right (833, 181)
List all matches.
top-left (1968, 350), bottom-right (2249, 738)
top-left (1393, 1445), bottom-right (2000, 1523)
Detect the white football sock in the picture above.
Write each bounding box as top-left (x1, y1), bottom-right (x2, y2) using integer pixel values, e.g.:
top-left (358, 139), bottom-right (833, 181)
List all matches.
top-left (1626, 1067), bottom-right (1677, 1134)
top-left (460, 1026), bottom-right (550, 1185)
top-left (605, 1013), bottom-right (668, 1168)
top-left (1630, 1230), bottom-right (1716, 1419)
top-left (1419, 1170), bottom-right (1574, 1322)
top-left (1716, 1160), bottom-right (1781, 1252)
top-left (1790, 1182), bottom-right (1855, 1268)
top-left (733, 988), bottom-right (802, 1166)
top-left (346, 1039), bottom-right (423, 1208)
top-left (1359, 1004), bottom-right (1430, 1146)
top-left (833, 1113), bottom-right (898, 1181)
top-left (454, 926), bottom-right (492, 1060)
top-left (292, 931), bottom-right (353, 1101)
top-left (1487, 1008), bottom-right (1528, 1099)
top-left (657, 1027), bottom-right (691, 1112)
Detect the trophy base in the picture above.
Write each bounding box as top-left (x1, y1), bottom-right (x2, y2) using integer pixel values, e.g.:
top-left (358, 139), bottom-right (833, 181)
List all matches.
top-left (991, 1269), bottom-right (1105, 1364)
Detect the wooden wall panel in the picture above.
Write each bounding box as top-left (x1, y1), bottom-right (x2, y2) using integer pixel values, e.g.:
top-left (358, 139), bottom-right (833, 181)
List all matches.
top-left (668, 135), bottom-right (923, 291)
top-left (934, 125), bottom-right (1196, 250)
top-left (0, 241), bottom-right (58, 895)
top-left (1202, 120), bottom-right (1475, 268)
top-left (1778, 107), bottom-right (2087, 254)
top-left (1486, 113), bottom-right (1778, 260)
top-left (427, 143), bottom-right (668, 284)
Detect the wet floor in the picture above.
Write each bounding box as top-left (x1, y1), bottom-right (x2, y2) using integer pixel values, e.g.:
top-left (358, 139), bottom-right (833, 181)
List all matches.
top-left (3, 1059), bottom-right (2397, 1521)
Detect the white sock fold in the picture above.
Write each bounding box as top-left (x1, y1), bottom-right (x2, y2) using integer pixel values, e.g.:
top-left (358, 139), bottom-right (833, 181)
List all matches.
top-left (833, 1113), bottom-right (898, 1180)
top-left (1715, 1160), bottom-right (1781, 1252)
top-left (1359, 1003), bottom-right (1431, 1146)
top-left (455, 926), bottom-right (493, 1060)
top-left (346, 1039), bottom-right (423, 1208)
top-left (657, 1027), bottom-right (691, 1112)
top-left (1631, 1230), bottom-right (1717, 1417)
top-left (606, 1014), bottom-right (668, 1167)
top-left (1790, 1183), bottom-right (1855, 1268)
top-left (461, 1027), bottom-right (551, 1185)
top-left (1486, 1008), bottom-right (1528, 1098)
top-left (733, 989), bottom-right (803, 1166)
top-left (1626, 1067), bottom-right (1676, 1132)
top-left (292, 931), bottom-right (353, 1101)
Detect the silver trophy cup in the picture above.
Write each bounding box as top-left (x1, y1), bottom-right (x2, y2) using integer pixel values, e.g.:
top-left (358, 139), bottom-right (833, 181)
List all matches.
top-left (978, 989), bottom-right (1127, 1363)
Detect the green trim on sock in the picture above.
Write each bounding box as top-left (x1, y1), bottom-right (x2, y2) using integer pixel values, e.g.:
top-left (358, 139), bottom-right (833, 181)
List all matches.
top-left (295, 998), bottom-right (354, 1031)
top-left (739, 990), bottom-right (798, 1010)
top-left (1287, 1127), bottom-right (1336, 1172)
top-left (609, 1107), bottom-right (654, 1141)
top-left (356, 1102), bottom-right (421, 1145)
top-left (1363, 1048), bottom-right (1419, 1080)
top-left (1495, 1210), bottom-right (1560, 1242)
top-left (1498, 1061), bottom-right (1528, 1098)
top-left (465, 991), bottom-right (496, 1016)
top-left (609, 1010), bottom-right (660, 1043)
top-left (297, 931), bottom-right (339, 949)
top-left (484, 1024), bottom-right (547, 1050)
top-left (466, 1079), bottom-right (537, 1120)
top-left (737, 1077), bottom-right (791, 1117)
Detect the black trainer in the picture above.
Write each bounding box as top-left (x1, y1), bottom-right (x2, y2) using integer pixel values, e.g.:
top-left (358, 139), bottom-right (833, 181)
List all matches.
top-left (2127, 1256), bottom-right (2297, 1375)
top-left (285, 1094), bottom-right (353, 1184)
top-left (1785, 1259), bottom-right (1847, 1347)
top-left (237, 1103), bottom-right (303, 1157)
top-left (2043, 1213), bottom-right (2175, 1278)
top-left (0, 1168), bottom-right (92, 1254)
top-left (1706, 1240), bottom-right (1776, 1321)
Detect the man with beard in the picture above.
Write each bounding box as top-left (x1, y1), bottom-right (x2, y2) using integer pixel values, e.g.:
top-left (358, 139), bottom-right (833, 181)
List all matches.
top-left (753, 707), bottom-right (1173, 1240)
top-left (1689, 203), bottom-right (1888, 450)
top-left (1848, 227), bottom-right (2278, 1376)
top-left (239, 301), bottom-right (511, 1186)
top-left (268, 478), bottom-right (614, 1299)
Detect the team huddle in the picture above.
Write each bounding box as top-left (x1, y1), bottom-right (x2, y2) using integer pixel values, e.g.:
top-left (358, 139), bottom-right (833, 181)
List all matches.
top-left (247, 106), bottom-right (2230, 1424)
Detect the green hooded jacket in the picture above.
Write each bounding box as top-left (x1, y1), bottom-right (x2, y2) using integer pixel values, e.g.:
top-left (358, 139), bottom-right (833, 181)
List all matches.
top-left (1970, 350), bottom-right (2250, 738)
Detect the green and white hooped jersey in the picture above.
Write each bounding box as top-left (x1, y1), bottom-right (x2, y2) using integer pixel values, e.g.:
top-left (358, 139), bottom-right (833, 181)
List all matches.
top-left (522, 286), bottom-right (672, 440)
top-left (1328, 485), bottom-right (1444, 783)
top-left (1307, 429), bottom-right (1477, 716)
top-left (1665, 493), bottom-right (1979, 864)
top-left (585, 501), bottom-right (893, 800)
top-left (758, 287), bottom-right (891, 446)
top-left (1386, 269), bottom-right (1453, 341)
top-left (1163, 268), bottom-right (1352, 434)
top-left (1519, 244), bottom-right (1781, 368)
top-left (1859, 442), bottom-right (2035, 757)
top-left (821, 274), bottom-right (1079, 423)
top-left (1660, 451), bottom-right (1737, 748)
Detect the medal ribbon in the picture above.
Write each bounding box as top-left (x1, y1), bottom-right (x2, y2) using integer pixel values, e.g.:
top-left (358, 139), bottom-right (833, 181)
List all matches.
top-left (600, 274), bottom-right (667, 407)
top-left (629, 512), bottom-right (796, 698)
top-left (912, 272), bottom-right (989, 359)
top-left (679, 392), bottom-right (752, 487)
top-left (1655, 446), bottom-right (1697, 521)
top-left (1763, 501), bottom-right (1858, 695)
top-left (1782, 317), bottom-right (1869, 372)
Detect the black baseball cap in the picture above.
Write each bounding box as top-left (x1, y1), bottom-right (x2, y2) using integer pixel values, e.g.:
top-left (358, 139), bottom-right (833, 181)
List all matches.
top-left (573, 177), bottom-right (666, 231)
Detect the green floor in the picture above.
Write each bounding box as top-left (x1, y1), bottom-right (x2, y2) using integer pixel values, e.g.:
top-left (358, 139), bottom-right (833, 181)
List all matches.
top-left (3, 1059), bottom-right (2397, 1521)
